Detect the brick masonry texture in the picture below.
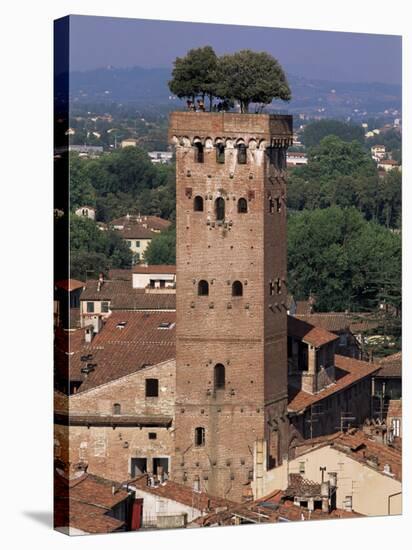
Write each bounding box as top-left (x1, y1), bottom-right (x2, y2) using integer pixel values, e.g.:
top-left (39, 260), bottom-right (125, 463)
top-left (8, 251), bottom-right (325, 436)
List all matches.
top-left (169, 112), bottom-right (293, 501)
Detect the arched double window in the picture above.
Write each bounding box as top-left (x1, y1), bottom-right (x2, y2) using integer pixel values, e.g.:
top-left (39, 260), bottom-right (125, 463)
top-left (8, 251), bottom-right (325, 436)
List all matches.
top-left (237, 143), bottom-right (247, 164)
top-left (232, 281), bottom-right (243, 297)
top-left (215, 197), bottom-right (225, 221)
top-left (214, 364), bottom-right (225, 390)
top-left (194, 196), bottom-right (204, 212)
top-left (238, 198), bottom-right (248, 213)
top-left (198, 280), bottom-right (209, 296)
top-left (194, 142), bottom-right (204, 163)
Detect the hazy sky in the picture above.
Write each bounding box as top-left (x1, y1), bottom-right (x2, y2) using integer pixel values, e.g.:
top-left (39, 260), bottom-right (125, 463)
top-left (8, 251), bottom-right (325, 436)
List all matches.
top-left (68, 15), bottom-right (401, 84)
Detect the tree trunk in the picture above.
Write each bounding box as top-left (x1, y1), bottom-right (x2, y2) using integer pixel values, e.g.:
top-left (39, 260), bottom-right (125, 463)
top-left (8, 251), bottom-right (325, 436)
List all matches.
top-left (209, 93), bottom-right (213, 112)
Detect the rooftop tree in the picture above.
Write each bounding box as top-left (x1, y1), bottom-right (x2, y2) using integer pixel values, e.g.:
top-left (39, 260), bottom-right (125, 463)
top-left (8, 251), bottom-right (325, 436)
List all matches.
top-left (168, 46), bottom-right (219, 110)
top-left (216, 50), bottom-right (291, 113)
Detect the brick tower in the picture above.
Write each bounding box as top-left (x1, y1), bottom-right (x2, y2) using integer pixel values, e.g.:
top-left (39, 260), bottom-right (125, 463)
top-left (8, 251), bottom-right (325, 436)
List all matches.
top-left (169, 112), bottom-right (293, 501)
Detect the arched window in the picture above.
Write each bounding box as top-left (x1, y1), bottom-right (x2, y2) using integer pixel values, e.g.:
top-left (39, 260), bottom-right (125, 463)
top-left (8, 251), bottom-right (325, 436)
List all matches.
top-left (238, 198), bottom-right (248, 213)
top-left (237, 143), bottom-right (247, 164)
top-left (215, 197), bottom-right (225, 221)
top-left (113, 403), bottom-right (121, 415)
top-left (195, 427), bottom-right (205, 447)
top-left (193, 196), bottom-right (204, 212)
top-left (232, 281), bottom-right (243, 297)
top-left (194, 142), bottom-right (204, 163)
top-left (198, 280), bottom-right (209, 296)
top-left (214, 364), bottom-right (225, 390)
top-left (216, 143), bottom-right (225, 164)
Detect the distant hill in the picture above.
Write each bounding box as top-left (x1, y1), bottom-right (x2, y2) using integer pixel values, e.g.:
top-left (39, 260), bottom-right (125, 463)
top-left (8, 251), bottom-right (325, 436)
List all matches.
top-left (66, 66), bottom-right (401, 118)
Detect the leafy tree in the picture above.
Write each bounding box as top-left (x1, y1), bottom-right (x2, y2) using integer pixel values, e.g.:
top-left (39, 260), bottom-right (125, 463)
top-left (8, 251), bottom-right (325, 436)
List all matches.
top-left (143, 226), bottom-right (176, 265)
top-left (69, 154), bottom-right (96, 210)
top-left (301, 136), bottom-right (376, 182)
top-left (302, 119), bottom-right (365, 148)
top-left (216, 50), bottom-right (291, 113)
top-left (287, 206), bottom-right (401, 312)
top-left (169, 46), bottom-right (219, 109)
top-left (70, 216), bottom-right (132, 279)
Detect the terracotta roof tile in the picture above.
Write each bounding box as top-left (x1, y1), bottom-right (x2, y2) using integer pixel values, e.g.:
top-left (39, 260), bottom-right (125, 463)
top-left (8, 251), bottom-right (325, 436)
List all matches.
top-left (132, 264), bottom-right (176, 274)
top-left (293, 429), bottom-right (402, 482)
top-left (55, 279), bottom-right (85, 292)
top-left (80, 280), bottom-right (176, 309)
top-left (288, 354), bottom-right (380, 413)
top-left (69, 311), bottom-right (176, 392)
top-left (288, 315), bottom-right (339, 347)
top-left (376, 352), bottom-right (402, 378)
top-left (132, 475), bottom-right (235, 511)
top-left (54, 472), bottom-right (130, 534)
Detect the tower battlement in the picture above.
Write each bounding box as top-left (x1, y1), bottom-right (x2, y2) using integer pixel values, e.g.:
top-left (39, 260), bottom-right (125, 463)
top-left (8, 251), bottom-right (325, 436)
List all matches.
top-left (169, 112), bottom-right (293, 147)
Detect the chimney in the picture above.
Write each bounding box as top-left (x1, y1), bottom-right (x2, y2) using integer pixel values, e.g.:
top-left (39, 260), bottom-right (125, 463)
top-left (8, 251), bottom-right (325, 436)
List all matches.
top-left (97, 272), bottom-right (104, 292)
top-left (85, 326), bottom-right (93, 344)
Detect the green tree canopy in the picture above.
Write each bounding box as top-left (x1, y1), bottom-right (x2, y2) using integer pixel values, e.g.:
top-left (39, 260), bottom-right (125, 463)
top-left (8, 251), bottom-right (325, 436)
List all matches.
top-left (287, 206), bottom-right (401, 312)
top-left (143, 226), bottom-right (176, 265)
top-left (70, 216), bottom-right (132, 279)
top-left (169, 46), bottom-right (219, 109)
top-left (302, 119), bottom-right (365, 148)
top-left (69, 154), bottom-right (96, 210)
top-left (216, 50), bottom-right (291, 113)
top-left (70, 148), bottom-right (175, 222)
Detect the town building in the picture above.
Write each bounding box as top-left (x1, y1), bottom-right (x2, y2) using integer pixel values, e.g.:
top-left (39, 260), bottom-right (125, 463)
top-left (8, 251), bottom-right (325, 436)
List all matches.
top-left (128, 474), bottom-right (235, 529)
top-left (254, 430), bottom-right (402, 517)
top-left (132, 265), bottom-right (176, 290)
top-left (148, 151), bottom-right (173, 164)
top-left (377, 159), bottom-right (400, 172)
top-left (286, 151), bottom-right (308, 166)
top-left (371, 144), bottom-right (386, 161)
top-left (286, 316), bottom-right (378, 440)
top-left (74, 205), bottom-right (96, 220)
top-left (54, 310), bottom-right (176, 481)
top-left (55, 278), bottom-right (85, 329)
top-left (109, 214), bottom-right (171, 264)
top-left (79, 274), bottom-right (176, 329)
top-left (121, 138), bottom-right (138, 148)
top-left (372, 352), bottom-right (402, 438)
top-left (169, 111), bottom-right (293, 501)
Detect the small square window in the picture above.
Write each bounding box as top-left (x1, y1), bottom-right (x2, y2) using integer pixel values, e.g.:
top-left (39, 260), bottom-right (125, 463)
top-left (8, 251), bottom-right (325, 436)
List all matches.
top-left (146, 378), bottom-right (159, 397)
top-left (148, 432), bottom-right (157, 440)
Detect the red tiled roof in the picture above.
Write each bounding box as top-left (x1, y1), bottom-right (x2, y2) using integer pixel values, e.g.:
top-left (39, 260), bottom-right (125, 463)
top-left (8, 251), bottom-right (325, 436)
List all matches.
top-left (118, 225), bottom-right (156, 239)
top-left (294, 429), bottom-right (402, 482)
top-left (108, 269), bottom-right (133, 281)
top-left (131, 475), bottom-right (234, 511)
top-left (295, 312), bottom-right (379, 334)
top-left (110, 215), bottom-right (171, 231)
top-left (55, 279), bottom-right (85, 292)
top-left (69, 311), bottom-right (176, 392)
top-left (295, 301), bottom-right (313, 315)
top-left (54, 472), bottom-right (129, 534)
top-left (288, 315), bottom-right (339, 347)
top-left (288, 354), bottom-right (380, 413)
top-left (376, 352), bottom-right (402, 378)
top-left (132, 264), bottom-right (176, 274)
top-left (295, 313), bottom-right (350, 332)
top-left (55, 500), bottom-right (125, 534)
top-left (80, 280), bottom-right (176, 309)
